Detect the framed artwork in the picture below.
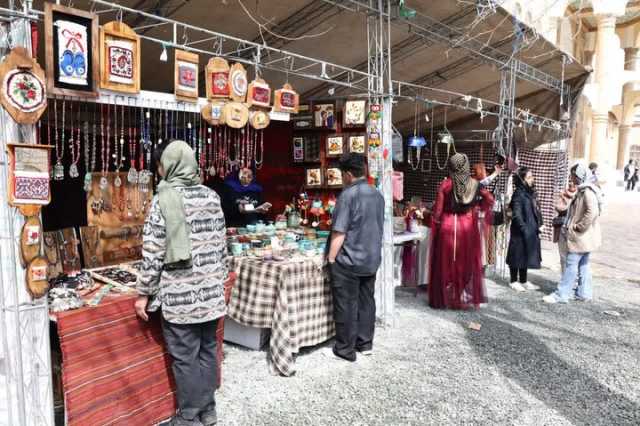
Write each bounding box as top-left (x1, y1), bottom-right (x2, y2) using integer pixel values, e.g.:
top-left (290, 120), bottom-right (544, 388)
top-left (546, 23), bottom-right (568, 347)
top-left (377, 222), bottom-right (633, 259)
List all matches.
top-left (326, 167), bottom-right (343, 187)
top-left (100, 21), bottom-right (140, 94)
top-left (348, 134), bottom-right (367, 155)
top-left (0, 48), bottom-right (48, 125)
top-left (343, 99), bottom-right (367, 128)
top-left (247, 78), bottom-right (271, 108)
top-left (306, 168), bottom-right (323, 188)
top-left (206, 57), bottom-right (230, 99)
top-left (304, 136), bottom-right (321, 162)
top-left (313, 102), bottom-right (336, 129)
top-left (326, 134), bottom-right (344, 158)
top-left (274, 83), bottom-right (299, 113)
top-left (174, 49), bottom-right (199, 102)
top-left (44, 3), bottom-right (99, 97)
top-left (229, 62), bottom-right (248, 102)
top-left (293, 137), bottom-right (305, 162)
top-left (7, 143), bottom-right (53, 206)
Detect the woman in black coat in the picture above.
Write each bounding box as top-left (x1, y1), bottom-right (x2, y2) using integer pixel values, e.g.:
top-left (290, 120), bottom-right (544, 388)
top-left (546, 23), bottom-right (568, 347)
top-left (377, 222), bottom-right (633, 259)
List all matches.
top-left (506, 167), bottom-right (542, 292)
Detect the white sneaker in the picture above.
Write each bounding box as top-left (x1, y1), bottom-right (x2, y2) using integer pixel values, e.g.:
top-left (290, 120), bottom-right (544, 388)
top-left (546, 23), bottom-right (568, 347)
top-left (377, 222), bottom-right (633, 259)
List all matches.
top-left (523, 282), bottom-right (540, 291)
top-left (509, 282), bottom-right (526, 292)
top-left (542, 294), bottom-right (558, 304)
top-left (359, 349), bottom-right (373, 356)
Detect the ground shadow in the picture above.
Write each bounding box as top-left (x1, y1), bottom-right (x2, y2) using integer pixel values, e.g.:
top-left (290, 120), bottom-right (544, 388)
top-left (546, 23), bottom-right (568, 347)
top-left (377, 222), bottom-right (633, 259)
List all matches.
top-left (464, 305), bottom-right (640, 425)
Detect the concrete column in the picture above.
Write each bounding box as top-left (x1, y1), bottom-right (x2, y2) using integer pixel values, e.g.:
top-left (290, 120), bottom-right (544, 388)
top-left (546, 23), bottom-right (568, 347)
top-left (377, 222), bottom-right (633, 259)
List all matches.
top-left (589, 15), bottom-right (618, 164)
top-left (618, 124), bottom-right (632, 167)
top-left (624, 47), bottom-right (640, 71)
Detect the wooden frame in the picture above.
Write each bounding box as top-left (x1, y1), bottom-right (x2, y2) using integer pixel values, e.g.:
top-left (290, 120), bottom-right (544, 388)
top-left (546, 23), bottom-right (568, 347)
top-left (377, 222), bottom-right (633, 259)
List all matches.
top-left (205, 57), bottom-right (230, 100)
top-left (326, 167), bottom-right (343, 188)
top-left (99, 21), bottom-right (140, 94)
top-left (305, 168), bottom-right (323, 188)
top-left (229, 62), bottom-right (248, 102)
top-left (44, 3), bottom-right (99, 97)
top-left (0, 47), bottom-right (48, 125)
top-left (326, 134), bottom-right (344, 158)
top-left (347, 134), bottom-right (367, 155)
top-left (343, 99), bottom-right (367, 128)
top-left (174, 49), bottom-right (199, 102)
top-left (6, 143), bottom-right (53, 206)
top-left (293, 137), bottom-right (305, 162)
top-left (312, 101), bottom-right (336, 129)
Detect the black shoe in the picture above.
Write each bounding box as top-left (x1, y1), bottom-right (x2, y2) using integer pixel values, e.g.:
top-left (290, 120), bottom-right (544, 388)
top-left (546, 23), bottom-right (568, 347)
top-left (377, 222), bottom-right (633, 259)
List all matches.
top-left (169, 414), bottom-right (203, 426)
top-left (200, 406), bottom-right (218, 426)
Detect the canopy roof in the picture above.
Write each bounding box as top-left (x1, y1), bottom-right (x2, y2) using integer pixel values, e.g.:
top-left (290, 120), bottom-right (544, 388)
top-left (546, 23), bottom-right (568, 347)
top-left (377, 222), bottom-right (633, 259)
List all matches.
top-left (33, 0), bottom-right (588, 146)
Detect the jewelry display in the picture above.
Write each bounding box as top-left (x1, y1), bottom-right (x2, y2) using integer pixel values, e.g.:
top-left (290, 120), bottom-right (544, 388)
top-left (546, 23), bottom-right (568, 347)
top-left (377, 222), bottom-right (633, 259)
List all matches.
top-left (127, 104), bottom-right (138, 184)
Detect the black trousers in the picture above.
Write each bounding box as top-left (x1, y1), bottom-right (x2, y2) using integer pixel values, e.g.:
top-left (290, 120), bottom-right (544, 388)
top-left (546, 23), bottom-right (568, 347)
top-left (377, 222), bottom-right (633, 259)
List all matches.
top-left (510, 267), bottom-right (528, 284)
top-left (329, 262), bottom-right (376, 361)
top-left (161, 318), bottom-right (218, 420)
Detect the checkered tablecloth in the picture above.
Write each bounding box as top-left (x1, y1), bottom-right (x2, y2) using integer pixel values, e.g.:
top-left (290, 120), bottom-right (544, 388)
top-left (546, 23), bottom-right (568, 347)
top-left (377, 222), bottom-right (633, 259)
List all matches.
top-left (227, 256), bottom-right (335, 376)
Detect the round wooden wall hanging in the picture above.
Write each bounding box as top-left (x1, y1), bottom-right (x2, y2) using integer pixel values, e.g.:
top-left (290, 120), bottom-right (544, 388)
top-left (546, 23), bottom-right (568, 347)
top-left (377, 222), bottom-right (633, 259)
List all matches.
top-left (223, 102), bottom-right (249, 128)
top-left (0, 47), bottom-right (47, 124)
top-left (229, 62), bottom-right (248, 103)
top-left (201, 101), bottom-right (227, 126)
top-left (250, 110), bottom-right (270, 130)
top-left (26, 256), bottom-right (49, 299)
top-left (20, 215), bottom-right (43, 267)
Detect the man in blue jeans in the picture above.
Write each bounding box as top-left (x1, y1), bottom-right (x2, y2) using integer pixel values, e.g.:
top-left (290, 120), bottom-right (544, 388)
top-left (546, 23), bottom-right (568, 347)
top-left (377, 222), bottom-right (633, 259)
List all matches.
top-left (543, 163), bottom-right (602, 304)
top-left (324, 153), bottom-right (384, 361)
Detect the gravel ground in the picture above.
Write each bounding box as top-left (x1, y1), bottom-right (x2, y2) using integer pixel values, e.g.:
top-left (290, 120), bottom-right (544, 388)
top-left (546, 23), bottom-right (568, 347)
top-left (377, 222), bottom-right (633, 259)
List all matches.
top-left (215, 268), bottom-right (640, 426)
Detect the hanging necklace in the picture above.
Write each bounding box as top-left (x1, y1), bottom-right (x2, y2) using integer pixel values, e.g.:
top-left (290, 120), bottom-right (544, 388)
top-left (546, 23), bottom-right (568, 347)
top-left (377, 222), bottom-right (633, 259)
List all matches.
top-left (100, 103), bottom-right (109, 189)
top-left (128, 103), bottom-right (139, 184)
top-left (84, 103), bottom-right (97, 192)
top-left (68, 100), bottom-right (81, 178)
top-left (138, 107), bottom-right (152, 196)
top-left (113, 102), bottom-right (123, 187)
top-left (53, 97), bottom-right (65, 180)
top-left (255, 129), bottom-right (264, 170)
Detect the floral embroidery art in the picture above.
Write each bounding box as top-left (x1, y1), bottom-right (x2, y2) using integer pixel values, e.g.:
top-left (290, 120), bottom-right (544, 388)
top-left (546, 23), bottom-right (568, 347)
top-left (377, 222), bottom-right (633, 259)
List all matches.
top-left (178, 62), bottom-right (197, 91)
top-left (4, 70), bottom-right (46, 113)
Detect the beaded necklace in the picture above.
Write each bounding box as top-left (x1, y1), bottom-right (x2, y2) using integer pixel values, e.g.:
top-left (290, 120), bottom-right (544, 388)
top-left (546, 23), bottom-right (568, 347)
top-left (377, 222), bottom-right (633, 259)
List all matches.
top-left (69, 100), bottom-right (81, 178)
top-left (127, 103), bottom-right (138, 184)
top-left (53, 97), bottom-right (65, 180)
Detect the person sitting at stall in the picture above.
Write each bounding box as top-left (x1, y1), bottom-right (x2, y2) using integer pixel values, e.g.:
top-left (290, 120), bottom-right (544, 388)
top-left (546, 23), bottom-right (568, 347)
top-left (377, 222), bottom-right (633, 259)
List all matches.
top-left (135, 140), bottom-right (227, 426)
top-left (222, 167), bottom-right (271, 227)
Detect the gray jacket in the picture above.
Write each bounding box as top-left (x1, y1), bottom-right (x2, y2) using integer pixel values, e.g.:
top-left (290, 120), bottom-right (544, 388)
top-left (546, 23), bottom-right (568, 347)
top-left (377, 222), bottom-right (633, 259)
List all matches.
top-left (565, 186), bottom-right (601, 253)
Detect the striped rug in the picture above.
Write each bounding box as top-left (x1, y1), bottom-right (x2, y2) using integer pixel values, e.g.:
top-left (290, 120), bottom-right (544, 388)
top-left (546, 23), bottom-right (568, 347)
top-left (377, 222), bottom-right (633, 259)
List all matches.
top-left (56, 274), bottom-right (235, 426)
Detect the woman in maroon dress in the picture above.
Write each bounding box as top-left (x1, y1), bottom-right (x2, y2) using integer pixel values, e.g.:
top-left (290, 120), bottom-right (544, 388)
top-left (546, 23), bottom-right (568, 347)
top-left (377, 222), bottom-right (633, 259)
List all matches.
top-left (428, 153), bottom-right (494, 309)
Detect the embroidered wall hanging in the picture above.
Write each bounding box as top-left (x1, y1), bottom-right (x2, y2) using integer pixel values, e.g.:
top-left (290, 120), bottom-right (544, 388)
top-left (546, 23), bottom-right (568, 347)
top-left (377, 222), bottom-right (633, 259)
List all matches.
top-left (274, 83), bottom-right (299, 113)
top-left (7, 143), bottom-right (53, 206)
top-left (247, 78), bottom-right (271, 108)
top-left (206, 57), bottom-right (230, 99)
top-left (0, 47), bottom-right (47, 124)
top-left (45, 3), bottom-right (99, 97)
top-left (343, 99), bottom-right (367, 128)
top-left (174, 49), bottom-right (199, 102)
top-left (100, 21), bottom-right (140, 94)
top-left (201, 101), bottom-right (226, 126)
top-left (229, 62), bottom-right (248, 102)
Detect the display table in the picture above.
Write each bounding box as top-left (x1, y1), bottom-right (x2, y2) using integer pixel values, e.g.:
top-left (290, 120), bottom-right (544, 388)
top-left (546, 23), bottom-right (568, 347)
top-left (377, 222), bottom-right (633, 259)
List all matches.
top-left (227, 256), bottom-right (334, 376)
top-left (52, 274), bottom-right (235, 426)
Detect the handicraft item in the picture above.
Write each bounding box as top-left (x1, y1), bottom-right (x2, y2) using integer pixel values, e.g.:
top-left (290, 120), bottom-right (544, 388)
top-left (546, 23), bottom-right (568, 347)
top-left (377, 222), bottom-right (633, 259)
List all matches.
top-left (229, 62), bottom-right (248, 102)
top-left (100, 21), bottom-right (140, 93)
top-left (247, 78), bottom-right (271, 108)
top-left (174, 49), bottom-right (199, 102)
top-left (293, 137), bottom-right (304, 162)
top-left (6, 143), bottom-right (53, 206)
top-left (43, 231), bottom-right (63, 279)
top-left (326, 134), bottom-right (344, 158)
top-left (312, 102), bottom-right (336, 129)
top-left (343, 99), bottom-right (367, 128)
top-left (223, 102), bottom-right (249, 129)
top-left (206, 57), bottom-right (230, 99)
top-left (326, 167), bottom-right (343, 187)
top-left (273, 83), bottom-right (299, 113)
top-left (20, 215), bottom-right (42, 267)
top-left (305, 168), bottom-right (322, 188)
top-left (44, 3), bottom-right (99, 97)
top-left (249, 109), bottom-right (270, 130)
top-left (348, 134), bottom-right (367, 154)
top-left (0, 47), bottom-right (47, 124)
top-left (26, 257), bottom-right (49, 299)
top-left (201, 101), bottom-right (226, 126)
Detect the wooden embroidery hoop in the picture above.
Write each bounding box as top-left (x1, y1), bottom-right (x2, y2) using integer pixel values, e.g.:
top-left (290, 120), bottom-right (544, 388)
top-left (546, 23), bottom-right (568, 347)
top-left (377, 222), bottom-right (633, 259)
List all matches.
top-left (99, 21), bottom-right (141, 94)
top-left (0, 48), bottom-right (48, 125)
top-left (174, 49), bottom-right (199, 103)
top-left (44, 3), bottom-right (100, 97)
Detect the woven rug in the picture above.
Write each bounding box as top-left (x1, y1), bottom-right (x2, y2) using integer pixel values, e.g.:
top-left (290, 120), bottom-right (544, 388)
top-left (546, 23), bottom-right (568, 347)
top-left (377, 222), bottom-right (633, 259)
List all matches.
top-left (55, 274), bottom-right (235, 426)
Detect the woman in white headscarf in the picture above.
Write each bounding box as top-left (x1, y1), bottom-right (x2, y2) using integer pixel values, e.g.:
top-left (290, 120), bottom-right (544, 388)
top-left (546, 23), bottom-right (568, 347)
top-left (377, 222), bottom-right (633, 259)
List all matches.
top-left (543, 162), bottom-right (602, 304)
